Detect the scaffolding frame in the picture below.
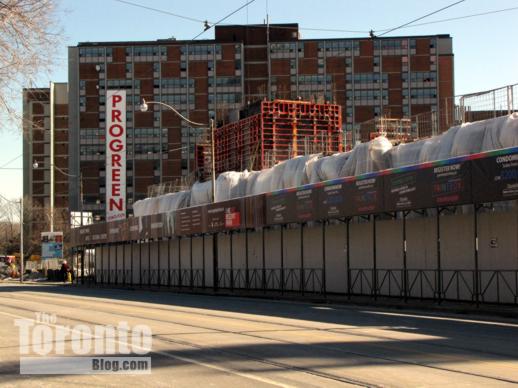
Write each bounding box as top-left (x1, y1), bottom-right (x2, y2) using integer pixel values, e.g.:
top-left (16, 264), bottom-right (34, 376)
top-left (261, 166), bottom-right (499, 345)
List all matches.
top-left (198, 99), bottom-right (343, 177)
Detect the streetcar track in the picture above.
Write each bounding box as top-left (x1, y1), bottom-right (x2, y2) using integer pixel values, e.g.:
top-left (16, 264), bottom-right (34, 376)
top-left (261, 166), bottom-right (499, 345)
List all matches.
top-left (7, 289), bottom-right (518, 360)
top-left (1, 292), bottom-right (517, 384)
top-left (0, 302), bottom-right (376, 387)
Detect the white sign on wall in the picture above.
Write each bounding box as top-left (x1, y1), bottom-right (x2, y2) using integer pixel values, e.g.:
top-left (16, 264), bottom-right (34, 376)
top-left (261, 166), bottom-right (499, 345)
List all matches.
top-left (106, 90), bottom-right (126, 222)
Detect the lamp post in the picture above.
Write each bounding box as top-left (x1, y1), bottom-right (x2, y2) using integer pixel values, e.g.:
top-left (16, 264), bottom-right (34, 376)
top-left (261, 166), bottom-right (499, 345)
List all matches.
top-left (33, 161), bottom-right (84, 227)
top-left (140, 99), bottom-right (220, 290)
top-left (19, 197), bottom-right (23, 282)
top-left (139, 99), bottom-right (216, 202)
top-left (33, 161), bottom-right (86, 279)
top-left (50, 82), bottom-right (55, 232)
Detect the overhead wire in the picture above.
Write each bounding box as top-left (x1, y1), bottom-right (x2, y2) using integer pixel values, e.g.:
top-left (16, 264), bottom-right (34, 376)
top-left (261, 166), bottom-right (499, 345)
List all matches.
top-left (0, 154), bottom-right (22, 169)
top-left (192, 0), bottom-right (257, 40)
top-left (113, 0), bottom-right (208, 23)
top-left (112, 0), bottom-right (518, 38)
top-left (376, 6), bottom-right (518, 32)
top-left (376, 0), bottom-right (466, 37)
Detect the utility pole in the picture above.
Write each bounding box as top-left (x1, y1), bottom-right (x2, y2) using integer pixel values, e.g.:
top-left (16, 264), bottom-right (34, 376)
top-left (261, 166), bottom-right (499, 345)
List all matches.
top-left (49, 81), bottom-right (55, 233)
top-left (20, 197), bottom-right (24, 283)
top-left (210, 119), bottom-right (216, 202)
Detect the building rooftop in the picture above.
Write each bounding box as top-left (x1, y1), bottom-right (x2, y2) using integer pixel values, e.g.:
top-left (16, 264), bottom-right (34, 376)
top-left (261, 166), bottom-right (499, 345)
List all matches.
top-left (75, 23), bottom-right (450, 46)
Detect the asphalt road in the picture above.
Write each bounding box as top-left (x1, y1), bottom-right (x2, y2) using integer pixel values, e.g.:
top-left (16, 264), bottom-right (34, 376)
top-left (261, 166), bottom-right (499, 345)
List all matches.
top-left (1, 284), bottom-right (518, 387)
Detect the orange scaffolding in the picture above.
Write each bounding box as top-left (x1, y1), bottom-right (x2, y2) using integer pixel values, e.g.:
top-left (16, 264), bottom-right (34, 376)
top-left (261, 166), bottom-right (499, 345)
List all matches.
top-left (197, 99), bottom-right (343, 177)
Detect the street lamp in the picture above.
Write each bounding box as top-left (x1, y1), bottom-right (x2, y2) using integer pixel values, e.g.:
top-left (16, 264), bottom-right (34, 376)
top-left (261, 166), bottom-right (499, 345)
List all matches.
top-left (33, 161), bottom-right (85, 227)
top-left (139, 99), bottom-right (216, 202)
top-left (33, 161), bottom-right (86, 281)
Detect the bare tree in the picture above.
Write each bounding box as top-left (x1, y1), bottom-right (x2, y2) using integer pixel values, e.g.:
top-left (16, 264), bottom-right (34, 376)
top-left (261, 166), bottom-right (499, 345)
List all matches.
top-left (0, 198), bottom-right (20, 254)
top-left (22, 196), bottom-right (71, 258)
top-left (0, 0), bottom-right (62, 128)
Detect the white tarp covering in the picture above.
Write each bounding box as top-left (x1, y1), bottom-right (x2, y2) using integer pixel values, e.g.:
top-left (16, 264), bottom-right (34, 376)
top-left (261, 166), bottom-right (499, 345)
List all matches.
top-left (132, 197), bottom-right (158, 217)
top-left (270, 154), bottom-right (319, 191)
top-left (247, 168), bottom-right (274, 196)
top-left (133, 190), bottom-right (190, 217)
top-left (190, 180), bottom-right (213, 206)
top-left (133, 114), bottom-right (518, 217)
top-left (390, 113), bottom-right (518, 166)
top-left (307, 152), bottom-right (352, 183)
top-left (215, 171), bottom-right (250, 202)
top-left (341, 136), bottom-right (393, 177)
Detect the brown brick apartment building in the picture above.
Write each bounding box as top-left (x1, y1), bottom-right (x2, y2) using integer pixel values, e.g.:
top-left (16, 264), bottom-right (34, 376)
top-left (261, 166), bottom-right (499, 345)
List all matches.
top-left (67, 24), bottom-right (454, 220)
top-left (22, 83), bottom-right (70, 245)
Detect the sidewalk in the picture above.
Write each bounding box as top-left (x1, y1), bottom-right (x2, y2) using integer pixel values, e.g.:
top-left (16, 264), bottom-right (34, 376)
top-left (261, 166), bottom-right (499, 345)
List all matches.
top-left (1, 278), bottom-right (72, 286)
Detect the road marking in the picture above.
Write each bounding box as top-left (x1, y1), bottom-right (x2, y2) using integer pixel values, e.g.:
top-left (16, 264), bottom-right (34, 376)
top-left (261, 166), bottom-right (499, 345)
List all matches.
top-left (362, 310), bottom-right (518, 328)
top-left (0, 310), bottom-right (295, 387)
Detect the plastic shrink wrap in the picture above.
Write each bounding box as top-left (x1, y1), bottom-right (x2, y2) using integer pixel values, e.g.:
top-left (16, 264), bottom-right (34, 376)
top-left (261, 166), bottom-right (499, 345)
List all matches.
top-left (214, 171), bottom-right (250, 202)
top-left (307, 152), bottom-right (351, 183)
top-left (190, 180), bottom-right (213, 206)
top-left (402, 113), bottom-right (518, 164)
top-left (340, 136), bottom-right (393, 176)
top-left (133, 114), bottom-right (518, 216)
top-left (247, 168), bottom-right (274, 196)
top-left (270, 154), bottom-right (319, 191)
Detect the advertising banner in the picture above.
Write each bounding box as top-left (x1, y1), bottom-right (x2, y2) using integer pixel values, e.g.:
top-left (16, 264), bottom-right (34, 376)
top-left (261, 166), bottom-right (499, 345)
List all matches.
top-left (266, 185), bottom-right (319, 224)
top-left (175, 206), bottom-right (204, 236)
top-left (266, 190), bottom-right (292, 225)
top-left (106, 90), bottom-right (126, 222)
top-left (107, 219), bottom-right (129, 243)
top-left (245, 194), bottom-right (265, 229)
top-left (344, 175), bottom-right (384, 216)
top-left (384, 169), bottom-right (426, 211)
top-left (205, 199), bottom-right (245, 233)
top-left (41, 232), bottom-right (63, 259)
top-left (472, 150), bottom-right (518, 203)
top-left (293, 185), bottom-right (319, 222)
top-left (317, 180), bottom-right (348, 219)
top-left (128, 216), bottom-right (141, 241)
top-left (428, 160), bottom-right (472, 207)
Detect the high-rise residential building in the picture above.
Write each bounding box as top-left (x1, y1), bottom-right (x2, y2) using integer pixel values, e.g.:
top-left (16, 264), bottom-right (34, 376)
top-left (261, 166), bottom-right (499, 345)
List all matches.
top-left (67, 23), bottom-right (454, 220)
top-left (22, 83), bottom-right (70, 244)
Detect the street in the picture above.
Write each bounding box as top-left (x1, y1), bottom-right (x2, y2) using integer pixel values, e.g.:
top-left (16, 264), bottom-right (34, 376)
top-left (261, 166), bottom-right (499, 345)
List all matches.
top-left (0, 284), bottom-right (518, 387)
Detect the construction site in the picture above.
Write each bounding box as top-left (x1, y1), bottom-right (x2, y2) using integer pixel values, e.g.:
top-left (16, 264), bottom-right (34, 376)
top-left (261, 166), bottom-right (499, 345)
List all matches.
top-left (68, 82), bottom-right (518, 306)
top-left (197, 99), bottom-right (343, 177)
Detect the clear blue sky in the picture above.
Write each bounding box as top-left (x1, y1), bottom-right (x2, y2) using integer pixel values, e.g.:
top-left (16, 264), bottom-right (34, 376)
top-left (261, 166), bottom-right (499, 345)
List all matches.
top-left (1, 0), bottom-right (517, 200)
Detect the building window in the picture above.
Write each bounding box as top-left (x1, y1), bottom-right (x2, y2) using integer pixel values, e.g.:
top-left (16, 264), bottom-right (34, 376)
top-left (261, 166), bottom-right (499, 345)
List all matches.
top-left (403, 88), bottom-right (437, 99)
top-left (208, 76), bottom-right (241, 87)
top-left (79, 47), bottom-right (105, 57)
top-left (159, 78), bottom-right (194, 88)
top-left (346, 73), bottom-right (387, 83)
top-left (160, 94), bottom-right (194, 105)
top-left (208, 93), bottom-right (241, 104)
top-left (402, 71), bottom-right (436, 83)
top-left (133, 46), bottom-right (161, 56)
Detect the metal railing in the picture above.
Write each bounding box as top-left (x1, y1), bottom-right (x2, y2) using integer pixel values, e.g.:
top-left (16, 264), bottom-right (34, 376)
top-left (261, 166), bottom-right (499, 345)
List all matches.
top-left (354, 83), bottom-right (518, 145)
top-left (350, 268), bottom-right (518, 305)
top-left (459, 84), bottom-right (518, 123)
top-left (217, 268), bottom-right (324, 294)
top-left (91, 266), bottom-right (517, 305)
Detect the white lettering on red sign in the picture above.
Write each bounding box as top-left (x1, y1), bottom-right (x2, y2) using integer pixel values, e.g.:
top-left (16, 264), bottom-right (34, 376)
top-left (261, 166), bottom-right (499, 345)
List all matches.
top-left (106, 90), bottom-right (126, 222)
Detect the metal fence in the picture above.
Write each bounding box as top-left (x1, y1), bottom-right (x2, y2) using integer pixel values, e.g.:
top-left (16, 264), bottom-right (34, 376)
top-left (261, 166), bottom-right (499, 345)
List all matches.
top-left (355, 83), bottom-right (518, 144)
top-left (459, 83), bottom-right (518, 122)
